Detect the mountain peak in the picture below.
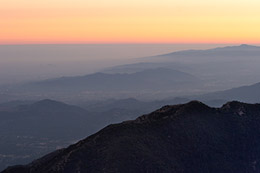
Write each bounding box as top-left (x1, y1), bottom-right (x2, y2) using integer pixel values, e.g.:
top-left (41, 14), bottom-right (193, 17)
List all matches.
top-left (136, 101), bottom-right (211, 123)
top-left (219, 44), bottom-right (259, 50)
top-left (221, 101), bottom-right (245, 108)
top-left (5, 101), bottom-right (260, 173)
top-left (34, 99), bottom-right (61, 104)
top-left (239, 44), bottom-right (251, 47)
top-left (220, 101), bottom-right (260, 116)
top-left (31, 99), bottom-right (67, 107)
top-left (21, 99), bottom-right (86, 113)
top-left (4, 101), bottom-right (260, 173)
top-left (160, 44), bottom-right (260, 56)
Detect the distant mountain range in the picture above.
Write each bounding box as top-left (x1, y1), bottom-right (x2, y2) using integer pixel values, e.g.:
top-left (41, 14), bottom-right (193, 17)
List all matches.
top-left (1, 98), bottom-right (190, 171)
top-left (104, 44), bottom-right (260, 92)
top-left (0, 99), bottom-right (152, 171)
top-left (2, 44), bottom-right (260, 102)
top-left (144, 44), bottom-right (260, 63)
top-left (87, 80), bottom-right (260, 108)
top-left (1, 78), bottom-right (260, 170)
top-left (4, 101), bottom-right (260, 173)
top-left (1, 68), bottom-right (202, 102)
top-left (18, 68), bottom-right (200, 92)
top-left (194, 81), bottom-right (260, 104)
top-left (105, 44), bottom-right (260, 71)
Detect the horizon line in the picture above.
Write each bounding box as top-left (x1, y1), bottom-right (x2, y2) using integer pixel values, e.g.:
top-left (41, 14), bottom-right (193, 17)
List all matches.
top-left (0, 42), bottom-right (256, 46)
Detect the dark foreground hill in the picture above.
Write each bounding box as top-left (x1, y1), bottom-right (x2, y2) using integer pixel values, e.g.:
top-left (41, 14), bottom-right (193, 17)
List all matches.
top-left (0, 98), bottom-right (154, 171)
top-left (0, 99), bottom-right (97, 171)
top-left (3, 101), bottom-right (260, 173)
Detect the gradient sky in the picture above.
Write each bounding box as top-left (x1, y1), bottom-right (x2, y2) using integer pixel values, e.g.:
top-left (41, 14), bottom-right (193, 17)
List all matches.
top-left (1, 0), bottom-right (260, 44)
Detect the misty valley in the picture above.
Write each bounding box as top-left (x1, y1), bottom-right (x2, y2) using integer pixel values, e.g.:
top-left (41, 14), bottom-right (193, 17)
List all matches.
top-left (1, 44), bottom-right (260, 172)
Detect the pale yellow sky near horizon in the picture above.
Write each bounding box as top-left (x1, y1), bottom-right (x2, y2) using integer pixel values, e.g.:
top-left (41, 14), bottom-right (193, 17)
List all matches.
top-left (1, 0), bottom-right (260, 44)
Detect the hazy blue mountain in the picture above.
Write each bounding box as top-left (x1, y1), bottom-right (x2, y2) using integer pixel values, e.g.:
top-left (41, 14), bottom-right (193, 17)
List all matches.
top-left (79, 97), bottom-right (189, 112)
top-left (2, 98), bottom-right (186, 171)
top-left (0, 99), bottom-right (98, 171)
top-left (105, 44), bottom-right (260, 71)
top-left (2, 44), bottom-right (260, 103)
top-left (0, 68), bottom-right (203, 102)
top-left (104, 44), bottom-right (260, 92)
top-left (145, 44), bottom-right (260, 62)
top-left (4, 101), bottom-right (260, 173)
top-left (21, 68), bottom-right (199, 91)
top-left (0, 99), bottom-right (145, 171)
top-left (196, 82), bottom-right (260, 104)
top-left (102, 62), bottom-right (190, 74)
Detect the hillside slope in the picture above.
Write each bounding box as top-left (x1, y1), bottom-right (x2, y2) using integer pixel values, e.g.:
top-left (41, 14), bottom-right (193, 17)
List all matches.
top-left (197, 82), bottom-right (260, 103)
top-left (3, 101), bottom-right (260, 173)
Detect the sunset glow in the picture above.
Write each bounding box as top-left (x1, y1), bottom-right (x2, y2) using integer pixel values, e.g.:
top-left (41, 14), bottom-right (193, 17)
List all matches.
top-left (1, 0), bottom-right (260, 44)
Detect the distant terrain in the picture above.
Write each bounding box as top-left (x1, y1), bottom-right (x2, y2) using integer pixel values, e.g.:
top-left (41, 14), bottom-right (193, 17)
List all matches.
top-left (105, 44), bottom-right (260, 91)
top-left (2, 44), bottom-right (260, 102)
top-left (0, 98), bottom-right (190, 171)
top-left (1, 44), bottom-right (260, 171)
top-left (16, 68), bottom-right (200, 92)
top-left (195, 82), bottom-right (260, 103)
top-left (4, 101), bottom-right (260, 173)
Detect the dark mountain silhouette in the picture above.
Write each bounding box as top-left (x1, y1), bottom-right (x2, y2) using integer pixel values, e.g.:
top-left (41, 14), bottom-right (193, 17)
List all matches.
top-left (0, 99), bottom-right (92, 132)
top-left (0, 100), bottom-right (100, 171)
top-left (4, 101), bottom-right (260, 173)
top-left (2, 98), bottom-right (185, 171)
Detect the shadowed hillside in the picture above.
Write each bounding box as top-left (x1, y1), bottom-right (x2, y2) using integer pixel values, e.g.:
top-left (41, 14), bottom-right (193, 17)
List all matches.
top-left (3, 101), bottom-right (260, 173)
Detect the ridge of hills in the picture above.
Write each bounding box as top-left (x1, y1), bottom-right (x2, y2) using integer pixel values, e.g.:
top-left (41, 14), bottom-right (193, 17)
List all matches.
top-left (3, 100), bottom-right (260, 173)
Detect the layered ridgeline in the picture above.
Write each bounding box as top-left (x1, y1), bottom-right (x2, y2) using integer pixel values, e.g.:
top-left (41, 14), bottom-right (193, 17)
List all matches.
top-left (196, 82), bottom-right (260, 104)
top-left (3, 101), bottom-right (260, 173)
top-left (105, 44), bottom-right (260, 91)
top-left (10, 68), bottom-right (200, 92)
top-left (4, 44), bottom-right (260, 102)
top-left (0, 98), bottom-right (190, 171)
top-left (2, 68), bottom-right (201, 102)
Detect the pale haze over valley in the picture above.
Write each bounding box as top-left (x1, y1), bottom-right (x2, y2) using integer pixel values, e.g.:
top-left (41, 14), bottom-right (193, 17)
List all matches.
top-left (0, 44), bottom-right (234, 85)
top-left (2, 0), bottom-right (260, 172)
top-left (1, 44), bottom-right (260, 103)
top-left (2, 44), bottom-right (260, 173)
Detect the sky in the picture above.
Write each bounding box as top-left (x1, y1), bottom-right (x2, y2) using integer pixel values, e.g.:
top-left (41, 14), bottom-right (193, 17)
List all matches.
top-left (1, 0), bottom-right (260, 44)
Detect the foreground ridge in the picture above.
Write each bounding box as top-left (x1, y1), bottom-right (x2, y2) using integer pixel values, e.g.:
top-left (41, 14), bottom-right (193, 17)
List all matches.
top-left (3, 101), bottom-right (260, 173)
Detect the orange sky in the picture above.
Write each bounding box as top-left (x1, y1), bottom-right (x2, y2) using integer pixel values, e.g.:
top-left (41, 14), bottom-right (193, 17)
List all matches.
top-left (1, 0), bottom-right (260, 44)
